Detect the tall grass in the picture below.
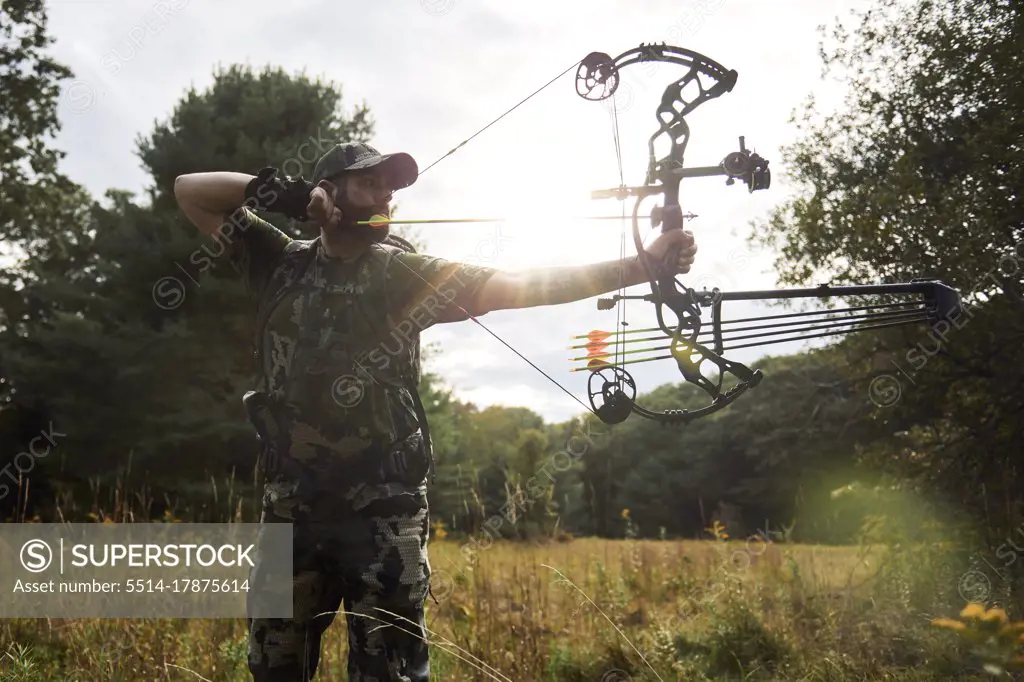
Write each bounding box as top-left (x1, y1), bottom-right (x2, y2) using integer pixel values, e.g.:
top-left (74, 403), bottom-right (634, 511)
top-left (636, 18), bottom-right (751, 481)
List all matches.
top-left (0, 474), bottom-right (1011, 680)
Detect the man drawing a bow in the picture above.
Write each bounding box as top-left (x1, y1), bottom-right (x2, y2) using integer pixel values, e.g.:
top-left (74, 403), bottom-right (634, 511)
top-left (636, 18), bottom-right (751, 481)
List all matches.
top-left (173, 141), bottom-right (698, 681)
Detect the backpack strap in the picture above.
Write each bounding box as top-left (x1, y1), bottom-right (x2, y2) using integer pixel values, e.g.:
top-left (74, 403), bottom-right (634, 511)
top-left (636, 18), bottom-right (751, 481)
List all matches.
top-left (252, 238), bottom-right (320, 374)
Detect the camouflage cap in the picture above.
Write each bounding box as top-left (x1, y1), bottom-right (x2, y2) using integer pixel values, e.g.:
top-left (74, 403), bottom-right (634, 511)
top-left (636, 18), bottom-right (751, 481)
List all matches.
top-left (312, 142), bottom-right (419, 189)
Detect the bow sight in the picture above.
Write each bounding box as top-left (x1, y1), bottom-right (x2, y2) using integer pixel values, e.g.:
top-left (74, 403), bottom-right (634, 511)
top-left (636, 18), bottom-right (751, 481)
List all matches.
top-left (591, 135), bottom-right (770, 222)
top-left (590, 134), bottom-right (770, 202)
top-left (722, 136), bottom-right (771, 191)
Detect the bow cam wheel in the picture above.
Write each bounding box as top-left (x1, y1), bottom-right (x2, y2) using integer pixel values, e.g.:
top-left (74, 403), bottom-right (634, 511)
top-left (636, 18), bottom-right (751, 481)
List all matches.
top-left (587, 366), bottom-right (636, 424)
top-left (576, 52), bottom-right (618, 101)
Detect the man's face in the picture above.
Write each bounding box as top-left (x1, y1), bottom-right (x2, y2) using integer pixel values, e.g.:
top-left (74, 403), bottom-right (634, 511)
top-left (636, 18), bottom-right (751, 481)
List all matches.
top-left (319, 166), bottom-right (397, 244)
top-left (339, 167), bottom-right (394, 217)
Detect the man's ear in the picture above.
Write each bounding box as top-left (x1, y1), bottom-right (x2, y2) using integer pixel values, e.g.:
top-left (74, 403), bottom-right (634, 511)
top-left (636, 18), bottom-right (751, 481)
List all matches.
top-left (316, 178), bottom-right (342, 203)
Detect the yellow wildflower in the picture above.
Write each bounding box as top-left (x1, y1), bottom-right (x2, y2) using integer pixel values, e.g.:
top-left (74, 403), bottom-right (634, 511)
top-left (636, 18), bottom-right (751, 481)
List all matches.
top-left (981, 607), bottom-right (1010, 628)
top-left (960, 602), bottom-right (987, 620)
top-left (431, 520), bottom-right (448, 540)
top-left (933, 602), bottom-right (1024, 675)
top-left (931, 617), bottom-right (967, 632)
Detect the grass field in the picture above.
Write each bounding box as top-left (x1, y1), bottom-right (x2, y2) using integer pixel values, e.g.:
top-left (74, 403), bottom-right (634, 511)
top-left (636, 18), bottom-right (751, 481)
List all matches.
top-left (0, 529), bottom-right (1008, 681)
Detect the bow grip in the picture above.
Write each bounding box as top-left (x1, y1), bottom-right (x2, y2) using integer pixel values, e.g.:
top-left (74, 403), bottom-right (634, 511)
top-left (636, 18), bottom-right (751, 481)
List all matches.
top-left (656, 204), bottom-right (689, 279)
top-left (658, 242), bottom-right (684, 283)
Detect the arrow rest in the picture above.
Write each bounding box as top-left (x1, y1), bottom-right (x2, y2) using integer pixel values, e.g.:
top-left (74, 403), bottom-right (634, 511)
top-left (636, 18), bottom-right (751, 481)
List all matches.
top-left (650, 205), bottom-right (698, 229)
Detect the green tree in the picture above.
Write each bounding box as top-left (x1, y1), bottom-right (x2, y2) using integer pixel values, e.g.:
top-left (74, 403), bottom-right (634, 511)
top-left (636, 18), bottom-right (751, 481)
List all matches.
top-left (1, 62), bottom-right (380, 517)
top-left (0, 0), bottom-right (85, 249)
top-left (136, 64), bottom-right (373, 232)
top-left (753, 0), bottom-right (1023, 548)
top-left (0, 0), bottom-right (95, 503)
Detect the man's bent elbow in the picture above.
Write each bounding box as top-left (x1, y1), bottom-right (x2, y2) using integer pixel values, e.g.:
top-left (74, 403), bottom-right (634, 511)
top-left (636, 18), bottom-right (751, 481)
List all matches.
top-left (173, 175), bottom-right (189, 203)
top-left (172, 172), bottom-right (252, 235)
top-left (173, 173), bottom-right (206, 209)
top-left (174, 172), bottom-right (250, 208)
top-left (174, 174), bottom-right (223, 236)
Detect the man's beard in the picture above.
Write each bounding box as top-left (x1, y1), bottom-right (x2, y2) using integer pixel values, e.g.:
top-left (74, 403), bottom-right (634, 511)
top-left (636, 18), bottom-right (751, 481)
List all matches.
top-left (324, 199), bottom-right (390, 244)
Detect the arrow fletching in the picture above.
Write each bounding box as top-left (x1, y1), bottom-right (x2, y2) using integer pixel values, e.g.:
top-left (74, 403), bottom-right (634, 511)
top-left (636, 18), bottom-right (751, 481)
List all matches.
top-left (579, 340), bottom-right (609, 353)
top-left (570, 326), bottom-right (666, 341)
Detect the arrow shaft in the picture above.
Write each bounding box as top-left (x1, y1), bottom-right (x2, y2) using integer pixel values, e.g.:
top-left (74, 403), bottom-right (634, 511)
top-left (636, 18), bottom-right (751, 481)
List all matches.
top-left (569, 333), bottom-right (671, 351)
top-left (570, 353), bottom-right (674, 372)
top-left (355, 215), bottom-right (642, 225)
top-left (570, 326), bottom-right (666, 341)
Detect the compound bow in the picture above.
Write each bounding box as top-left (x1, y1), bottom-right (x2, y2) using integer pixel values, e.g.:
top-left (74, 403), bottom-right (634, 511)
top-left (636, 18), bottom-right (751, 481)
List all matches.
top-left (569, 43), bottom-right (961, 426)
top-left (416, 42), bottom-right (963, 428)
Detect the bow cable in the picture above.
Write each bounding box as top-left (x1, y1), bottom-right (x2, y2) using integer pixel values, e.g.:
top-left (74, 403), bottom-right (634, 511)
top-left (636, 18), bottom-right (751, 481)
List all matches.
top-left (610, 94), bottom-right (630, 380)
top-left (382, 55), bottom-right (602, 418)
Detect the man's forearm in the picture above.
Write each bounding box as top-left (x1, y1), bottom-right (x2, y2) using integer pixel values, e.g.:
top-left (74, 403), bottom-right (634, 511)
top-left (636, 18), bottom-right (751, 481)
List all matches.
top-left (489, 257), bottom-right (648, 310)
top-left (174, 172), bottom-right (253, 214)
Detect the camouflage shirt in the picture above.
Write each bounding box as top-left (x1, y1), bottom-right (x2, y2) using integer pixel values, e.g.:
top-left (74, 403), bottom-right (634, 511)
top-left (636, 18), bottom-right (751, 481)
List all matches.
top-left (227, 208), bottom-right (496, 493)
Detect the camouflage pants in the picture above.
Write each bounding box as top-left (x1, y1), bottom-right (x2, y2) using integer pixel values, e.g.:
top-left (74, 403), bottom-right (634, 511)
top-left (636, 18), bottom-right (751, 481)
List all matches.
top-left (246, 481), bottom-right (431, 681)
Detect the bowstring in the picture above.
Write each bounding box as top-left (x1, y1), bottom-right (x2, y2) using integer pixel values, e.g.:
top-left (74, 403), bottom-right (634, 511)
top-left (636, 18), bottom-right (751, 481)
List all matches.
top-left (610, 93), bottom-right (629, 376)
top-left (418, 58), bottom-right (583, 178)
top-left (390, 56), bottom-right (600, 418)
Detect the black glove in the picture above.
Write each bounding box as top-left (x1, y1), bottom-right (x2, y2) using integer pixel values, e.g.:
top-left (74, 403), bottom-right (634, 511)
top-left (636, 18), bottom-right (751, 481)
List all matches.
top-left (244, 167), bottom-right (314, 221)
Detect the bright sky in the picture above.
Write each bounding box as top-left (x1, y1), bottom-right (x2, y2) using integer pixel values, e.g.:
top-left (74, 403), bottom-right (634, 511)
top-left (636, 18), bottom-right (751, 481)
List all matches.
top-left (43, 0), bottom-right (869, 423)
